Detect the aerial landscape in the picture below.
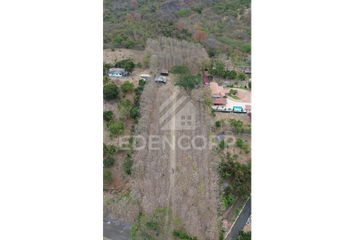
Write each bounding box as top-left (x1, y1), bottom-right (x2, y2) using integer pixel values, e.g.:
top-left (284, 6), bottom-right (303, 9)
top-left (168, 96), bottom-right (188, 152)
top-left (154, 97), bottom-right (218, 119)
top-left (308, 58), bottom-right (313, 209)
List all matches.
top-left (103, 0), bottom-right (252, 239)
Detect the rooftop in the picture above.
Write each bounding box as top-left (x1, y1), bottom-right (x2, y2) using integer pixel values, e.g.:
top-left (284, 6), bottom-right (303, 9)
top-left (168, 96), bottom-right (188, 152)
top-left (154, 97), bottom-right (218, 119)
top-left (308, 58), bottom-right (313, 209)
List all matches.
top-left (209, 82), bottom-right (226, 97)
top-left (212, 97), bottom-right (227, 105)
top-left (155, 75), bottom-right (166, 82)
top-left (109, 68), bottom-right (125, 74)
top-left (245, 105), bottom-right (251, 110)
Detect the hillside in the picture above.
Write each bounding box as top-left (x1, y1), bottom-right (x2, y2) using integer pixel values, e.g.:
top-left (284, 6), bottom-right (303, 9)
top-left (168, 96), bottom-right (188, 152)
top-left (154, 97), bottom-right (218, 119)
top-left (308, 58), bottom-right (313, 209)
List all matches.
top-left (103, 0), bottom-right (251, 58)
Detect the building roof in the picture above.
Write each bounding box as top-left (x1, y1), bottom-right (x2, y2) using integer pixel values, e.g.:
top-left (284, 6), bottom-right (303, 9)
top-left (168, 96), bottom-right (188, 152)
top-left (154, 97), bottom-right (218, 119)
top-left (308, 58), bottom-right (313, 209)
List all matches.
top-left (209, 82), bottom-right (225, 97)
top-left (212, 97), bottom-right (227, 105)
top-left (155, 75), bottom-right (166, 82)
top-left (109, 68), bottom-right (125, 74)
top-left (161, 69), bottom-right (168, 74)
top-left (245, 105), bottom-right (251, 110)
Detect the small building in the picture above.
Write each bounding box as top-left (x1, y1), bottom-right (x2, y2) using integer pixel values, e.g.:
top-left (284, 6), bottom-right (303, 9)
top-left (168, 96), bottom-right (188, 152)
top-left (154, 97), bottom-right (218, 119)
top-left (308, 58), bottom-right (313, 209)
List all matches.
top-left (155, 75), bottom-right (167, 83)
top-left (245, 105), bottom-right (251, 113)
top-left (244, 67), bottom-right (251, 74)
top-left (108, 68), bottom-right (126, 77)
top-left (160, 69), bottom-right (169, 76)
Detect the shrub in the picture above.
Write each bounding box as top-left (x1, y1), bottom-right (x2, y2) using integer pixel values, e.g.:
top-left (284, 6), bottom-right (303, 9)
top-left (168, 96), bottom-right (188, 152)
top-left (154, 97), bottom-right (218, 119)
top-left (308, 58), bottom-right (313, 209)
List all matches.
top-left (125, 39), bottom-right (137, 48)
top-left (169, 65), bottom-right (191, 75)
top-left (215, 121), bottom-right (221, 128)
top-left (111, 47), bottom-right (115, 51)
top-left (240, 43), bottom-right (251, 54)
top-left (120, 80), bottom-right (134, 92)
top-left (248, 81), bottom-right (251, 89)
top-left (225, 185), bottom-right (233, 196)
top-left (103, 76), bottom-right (110, 85)
top-left (103, 156), bottom-right (115, 168)
top-left (238, 72), bottom-right (246, 81)
top-left (219, 231), bottom-right (224, 240)
top-left (123, 99), bottom-right (131, 107)
top-left (103, 110), bottom-right (114, 121)
top-left (176, 8), bottom-right (192, 17)
top-left (103, 143), bottom-right (109, 155)
top-left (108, 145), bottom-right (116, 155)
top-left (103, 169), bottom-right (113, 184)
top-left (218, 140), bottom-right (228, 150)
top-left (227, 193), bottom-right (236, 205)
top-left (221, 196), bottom-right (228, 208)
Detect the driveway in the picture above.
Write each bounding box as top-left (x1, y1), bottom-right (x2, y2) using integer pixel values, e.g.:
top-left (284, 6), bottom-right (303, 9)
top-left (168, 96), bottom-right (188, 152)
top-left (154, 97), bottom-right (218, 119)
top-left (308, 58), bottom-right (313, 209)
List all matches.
top-left (225, 198), bottom-right (251, 240)
top-left (103, 216), bottom-right (131, 240)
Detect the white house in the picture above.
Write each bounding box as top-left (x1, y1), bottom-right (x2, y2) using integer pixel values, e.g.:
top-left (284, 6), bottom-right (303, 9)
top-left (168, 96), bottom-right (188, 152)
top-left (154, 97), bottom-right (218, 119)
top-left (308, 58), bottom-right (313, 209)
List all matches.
top-left (108, 68), bottom-right (126, 77)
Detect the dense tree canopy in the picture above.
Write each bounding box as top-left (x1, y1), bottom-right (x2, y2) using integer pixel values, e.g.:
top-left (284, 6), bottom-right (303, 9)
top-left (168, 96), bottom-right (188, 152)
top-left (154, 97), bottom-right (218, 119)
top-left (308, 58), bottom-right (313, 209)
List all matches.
top-left (103, 110), bottom-right (114, 121)
top-left (175, 74), bottom-right (202, 90)
top-left (103, 84), bottom-right (119, 100)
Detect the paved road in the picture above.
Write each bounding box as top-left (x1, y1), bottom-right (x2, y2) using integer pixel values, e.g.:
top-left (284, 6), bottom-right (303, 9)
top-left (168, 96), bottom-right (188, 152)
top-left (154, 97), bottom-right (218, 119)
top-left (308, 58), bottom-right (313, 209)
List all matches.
top-left (226, 198), bottom-right (251, 240)
top-left (103, 222), bottom-right (130, 240)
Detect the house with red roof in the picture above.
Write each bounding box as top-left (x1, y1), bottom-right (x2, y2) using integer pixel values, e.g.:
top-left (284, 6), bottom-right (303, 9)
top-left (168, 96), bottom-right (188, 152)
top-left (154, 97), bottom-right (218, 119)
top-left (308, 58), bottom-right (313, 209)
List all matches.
top-left (209, 82), bottom-right (227, 105)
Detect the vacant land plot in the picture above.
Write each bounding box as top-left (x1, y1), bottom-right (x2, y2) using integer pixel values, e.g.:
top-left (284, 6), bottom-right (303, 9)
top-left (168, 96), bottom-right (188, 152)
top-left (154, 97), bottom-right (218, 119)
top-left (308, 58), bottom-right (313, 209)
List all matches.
top-left (214, 112), bottom-right (251, 126)
top-left (103, 48), bottom-right (145, 65)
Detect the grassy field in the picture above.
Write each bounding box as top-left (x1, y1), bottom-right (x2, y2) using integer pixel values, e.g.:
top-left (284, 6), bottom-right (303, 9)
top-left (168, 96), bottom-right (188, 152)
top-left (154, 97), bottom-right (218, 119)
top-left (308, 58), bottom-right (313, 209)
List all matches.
top-left (229, 95), bottom-right (240, 100)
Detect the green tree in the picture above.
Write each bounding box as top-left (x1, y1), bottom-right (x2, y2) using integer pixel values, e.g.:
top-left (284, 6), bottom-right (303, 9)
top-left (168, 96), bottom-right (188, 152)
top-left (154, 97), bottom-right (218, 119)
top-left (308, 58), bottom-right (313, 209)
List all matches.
top-left (109, 120), bottom-right (124, 135)
top-left (138, 79), bottom-right (146, 86)
top-left (248, 81), bottom-right (251, 89)
top-left (124, 60), bottom-right (135, 74)
top-left (103, 156), bottom-right (115, 168)
top-left (103, 169), bottom-right (113, 185)
top-left (130, 107), bottom-right (139, 119)
top-left (236, 138), bottom-right (244, 147)
top-left (103, 110), bottom-right (114, 121)
top-left (229, 70), bottom-right (237, 79)
top-left (103, 84), bottom-right (119, 100)
top-left (175, 74), bottom-right (203, 90)
top-left (112, 36), bottom-right (123, 46)
top-left (238, 72), bottom-right (246, 81)
top-left (120, 80), bottom-right (134, 92)
top-left (125, 39), bottom-right (137, 48)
